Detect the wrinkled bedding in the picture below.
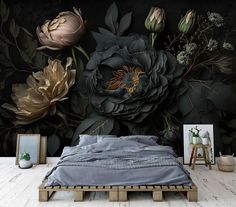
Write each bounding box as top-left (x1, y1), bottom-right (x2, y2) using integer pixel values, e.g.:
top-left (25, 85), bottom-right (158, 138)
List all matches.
top-left (45, 138), bottom-right (192, 186)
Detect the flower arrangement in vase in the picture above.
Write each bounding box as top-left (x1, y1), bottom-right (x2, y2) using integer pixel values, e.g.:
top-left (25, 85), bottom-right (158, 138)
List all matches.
top-left (189, 126), bottom-right (201, 144)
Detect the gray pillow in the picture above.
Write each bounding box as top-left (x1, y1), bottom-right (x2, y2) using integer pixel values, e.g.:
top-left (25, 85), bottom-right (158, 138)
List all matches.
top-left (78, 134), bottom-right (116, 147)
top-left (119, 135), bottom-right (159, 146)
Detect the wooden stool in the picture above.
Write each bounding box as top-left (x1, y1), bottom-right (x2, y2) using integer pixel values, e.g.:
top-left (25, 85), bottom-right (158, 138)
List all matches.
top-left (189, 144), bottom-right (212, 170)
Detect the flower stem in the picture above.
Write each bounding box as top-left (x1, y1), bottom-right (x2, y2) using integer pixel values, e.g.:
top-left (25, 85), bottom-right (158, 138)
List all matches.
top-left (72, 47), bottom-right (78, 69)
top-left (151, 33), bottom-right (158, 47)
top-left (74, 45), bottom-right (89, 61)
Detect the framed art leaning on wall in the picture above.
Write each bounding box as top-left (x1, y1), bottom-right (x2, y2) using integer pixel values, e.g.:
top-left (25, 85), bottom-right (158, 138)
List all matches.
top-left (183, 124), bottom-right (215, 165)
top-left (15, 134), bottom-right (41, 165)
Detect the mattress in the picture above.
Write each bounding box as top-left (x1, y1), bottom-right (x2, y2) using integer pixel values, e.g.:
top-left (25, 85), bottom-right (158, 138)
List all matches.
top-left (44, 137), bottom-right (192, 186)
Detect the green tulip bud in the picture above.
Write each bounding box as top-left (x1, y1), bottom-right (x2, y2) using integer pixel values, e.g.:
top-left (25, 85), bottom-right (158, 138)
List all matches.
top-left (178, 10), bottom-right (196, 34)
top-left (145, 7), bottom-right (165, 34)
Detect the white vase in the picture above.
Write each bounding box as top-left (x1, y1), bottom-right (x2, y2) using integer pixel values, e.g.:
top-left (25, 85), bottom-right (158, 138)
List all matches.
top-left (192, 136), bottom-right (199, 144)
top-left (202, 137), bottom-right (209, 145)
top-left (188, 131), bottom-right (193, 144)
top-left (19, 160), bottom-right (32, 169)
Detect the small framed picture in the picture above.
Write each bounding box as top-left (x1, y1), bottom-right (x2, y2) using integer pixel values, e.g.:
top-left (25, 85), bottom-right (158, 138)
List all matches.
top-left (16, 134), bottom-right (41, 165)
top-left (183, 124), bottom-right (215, 165)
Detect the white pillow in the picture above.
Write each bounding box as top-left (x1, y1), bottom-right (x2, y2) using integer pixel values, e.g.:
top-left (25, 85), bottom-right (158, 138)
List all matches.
top-left (119, 135), bottom-right (159, 146)
top-left (78, 134), bottom-right (116, 147)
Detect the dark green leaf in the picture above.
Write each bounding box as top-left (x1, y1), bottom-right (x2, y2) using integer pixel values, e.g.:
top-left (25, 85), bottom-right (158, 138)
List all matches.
top-left (9, 19), bottom-right (20, 38)
top-left (2, 8), bottom-right (9, 23)
top-left (98, 27), bottom-right (114, 36)
top-left (72, 115), bottom-right (115, 145)
top-left (71, 49), bottom-right (84, 80)
top-left (0, 107), bottom-right (13, 119)
top-left (0, 54), bottom-right (12, 67)
top-left (34, 51), bottom-right (47, 69)
top-left (0, 0), bottom-right (7, 18)
top-left (18, 29), bottom-right (37, 59)
top-left (178, 81), bottom-right (236, 123)
top-left (226, 119), bottom-right (236, 129)
top-left (178, 81), bottom-right (217, 123)
top-left (65, 128), bottom-right (74, 139)
top-left (104, 2), bottom-right (119, 34)
top-left (0, 39), bottom-right (10, 59)
top-left (0, 70), bottom-right (13, 90)
top-left (70, 92), bottom-right (91, 118)
top-left (92, 32), bottom-right (115, 46)
top-left (76, 56), bottom-right (84, 80)
top-left (124, 121), bottom-right (150, 135)
top-left (117, 12), bottom-right (132, 35)
top-left (20, 50), bottom-right (33, 64)
top-left (20, 27), bottom-right (33, 37)
top-left (207, 82), bottom-right (236, 114)
top-left (47, 134), bottom-right (60, 156)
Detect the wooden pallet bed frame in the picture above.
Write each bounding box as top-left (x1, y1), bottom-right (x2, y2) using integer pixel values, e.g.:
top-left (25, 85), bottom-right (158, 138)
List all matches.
top-left (38, 180), bottom-right (198, 202)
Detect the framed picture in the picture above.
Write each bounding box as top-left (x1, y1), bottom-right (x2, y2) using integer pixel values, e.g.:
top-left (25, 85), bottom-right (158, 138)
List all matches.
top-left (16, 134), bottom-right (41, 165)
top-left (39, 136), bottom-right (47, 164)
top-left (183, 124), bottom-right (215, 165)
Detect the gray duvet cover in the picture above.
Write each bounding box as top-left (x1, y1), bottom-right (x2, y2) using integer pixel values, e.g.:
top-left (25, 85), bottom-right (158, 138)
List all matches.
top-left (45, 138), bottom-right (192, 186)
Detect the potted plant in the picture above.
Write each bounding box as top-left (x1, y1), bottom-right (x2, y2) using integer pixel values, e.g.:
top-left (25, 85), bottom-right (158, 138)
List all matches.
top-left (189, 126), bottom-right (201, 144)
top-left (201, 131), bottom-right (210, 145)
top-left (19, 152), bottom-right (32, 169)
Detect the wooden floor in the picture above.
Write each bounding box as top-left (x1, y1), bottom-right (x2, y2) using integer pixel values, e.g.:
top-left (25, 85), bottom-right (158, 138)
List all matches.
top-left (0, 157), bottom-right (236, 207)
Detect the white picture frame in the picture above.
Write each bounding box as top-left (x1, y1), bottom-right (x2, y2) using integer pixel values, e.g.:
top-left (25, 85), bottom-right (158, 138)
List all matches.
top-left (16, 134), bottom-right (41, 165)
top-left (183, 124), bottom-right (215, 165)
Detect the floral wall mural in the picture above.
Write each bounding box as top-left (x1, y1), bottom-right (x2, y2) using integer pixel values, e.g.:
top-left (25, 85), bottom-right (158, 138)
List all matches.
top-left (0, 0), bottom-right (236, 156)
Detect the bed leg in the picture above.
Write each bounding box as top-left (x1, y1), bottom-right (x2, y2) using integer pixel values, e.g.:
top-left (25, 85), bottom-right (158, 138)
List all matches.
top-left (118, 191), bottom-right (128, 201)
top-left (153, 191), bottom-right (163, 201)
top-left (187, 191), bottom-right (198, 201)
top-left (74, 191), bottom-right (84, 201)
top-left (109, 191), bottom-right (119, 201)
top-left (39, 190), bottom-right (49, 202)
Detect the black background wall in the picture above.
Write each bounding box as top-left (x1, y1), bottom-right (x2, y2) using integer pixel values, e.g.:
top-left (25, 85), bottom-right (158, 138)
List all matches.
top-left (1, 0), bottom-right (236, 156)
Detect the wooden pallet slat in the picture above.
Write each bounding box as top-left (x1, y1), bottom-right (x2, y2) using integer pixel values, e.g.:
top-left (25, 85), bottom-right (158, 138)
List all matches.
top-left (74, 191), bottom-right (84, 202)
top-left (169, 186), bottom-right (176, 190)
top-left (187, 190), bottom-right (198, 202)
top-left (162, 185), bottom-right (169, 190)
top-left (140, 186), bottom-right (147, 190)
top-left (153, 191), bottom-right (163, 201)
top-left (147, 186), bottom-right (154, 190)
top-left (38, 180), bottom-right (198, 202)
top-left (154, 186), bottom-right (161, 190)
top-left (109, 191), bottom-right (119, 201)
top-left (68, 186), bottom-right (75, 190)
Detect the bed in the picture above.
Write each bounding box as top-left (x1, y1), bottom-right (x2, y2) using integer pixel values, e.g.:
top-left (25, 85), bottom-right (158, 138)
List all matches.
top-left (39, 135), bottom-right (197, 202)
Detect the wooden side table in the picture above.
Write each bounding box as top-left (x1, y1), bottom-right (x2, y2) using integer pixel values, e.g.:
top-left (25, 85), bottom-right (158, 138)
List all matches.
top-left (189, 144), bottom-right (212, 170)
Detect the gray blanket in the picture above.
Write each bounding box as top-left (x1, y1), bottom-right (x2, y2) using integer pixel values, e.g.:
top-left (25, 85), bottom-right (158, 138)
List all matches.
top-left (45, 138), bottom-right (191, 186)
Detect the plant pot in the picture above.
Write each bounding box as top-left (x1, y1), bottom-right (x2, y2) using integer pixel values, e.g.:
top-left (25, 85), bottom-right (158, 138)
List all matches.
top-left (19, 160), bottom-right (32, 169)
top-left (217, 154), bottom-right (235, 172)
top-left (192, 136), bottom-right (200, 144)
top-left (202, 137), bottom-right (209, 145)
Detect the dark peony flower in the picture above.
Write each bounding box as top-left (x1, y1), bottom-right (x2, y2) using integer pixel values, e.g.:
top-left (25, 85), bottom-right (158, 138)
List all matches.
top-left (79, 33), bottom-right (184, 123)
